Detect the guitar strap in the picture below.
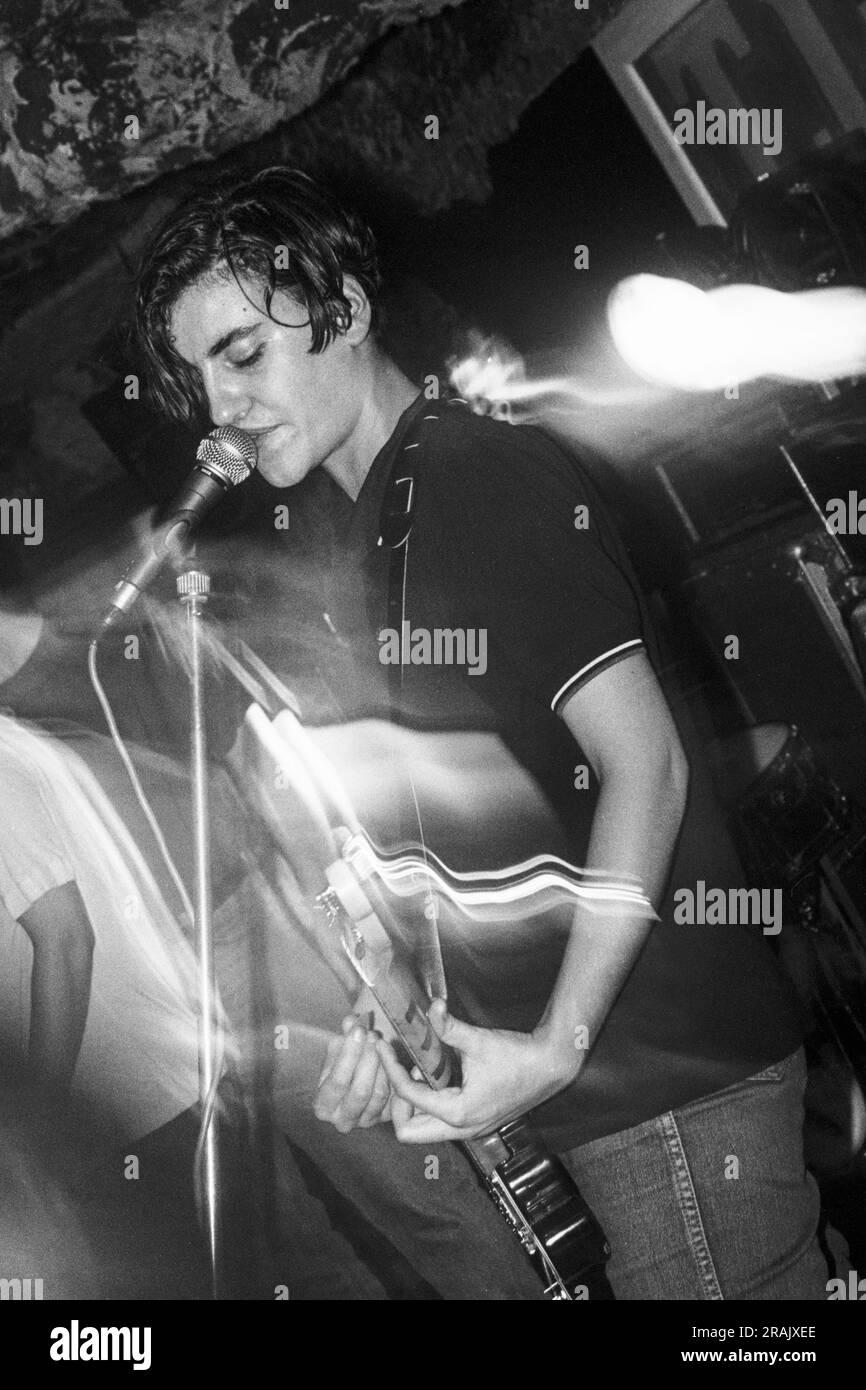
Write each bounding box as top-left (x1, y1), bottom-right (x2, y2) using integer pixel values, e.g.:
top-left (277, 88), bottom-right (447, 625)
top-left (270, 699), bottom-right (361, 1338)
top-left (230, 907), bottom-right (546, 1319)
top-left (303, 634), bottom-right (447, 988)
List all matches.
top-left (377, 399), bottom-right (459, 1001)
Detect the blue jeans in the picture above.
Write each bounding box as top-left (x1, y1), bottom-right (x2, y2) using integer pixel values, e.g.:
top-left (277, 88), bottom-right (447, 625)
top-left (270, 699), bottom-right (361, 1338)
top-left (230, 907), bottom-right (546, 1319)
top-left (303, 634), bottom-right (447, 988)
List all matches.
top-left (560, 1048), bottom-right (845, 1300)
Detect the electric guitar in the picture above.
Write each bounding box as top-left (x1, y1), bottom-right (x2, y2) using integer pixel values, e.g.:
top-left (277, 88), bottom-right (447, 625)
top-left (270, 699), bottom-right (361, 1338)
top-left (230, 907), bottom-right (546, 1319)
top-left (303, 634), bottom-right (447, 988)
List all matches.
top-left (223, 679), bottom-right (624, 1300)
top-left (316, 829), bottom-right (613, 1301)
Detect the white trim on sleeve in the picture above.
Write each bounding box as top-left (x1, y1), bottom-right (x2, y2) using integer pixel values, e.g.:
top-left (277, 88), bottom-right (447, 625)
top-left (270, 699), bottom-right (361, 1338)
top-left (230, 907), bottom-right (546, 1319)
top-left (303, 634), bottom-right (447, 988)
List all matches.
top-left (550, 639), bottom-right (645, 713)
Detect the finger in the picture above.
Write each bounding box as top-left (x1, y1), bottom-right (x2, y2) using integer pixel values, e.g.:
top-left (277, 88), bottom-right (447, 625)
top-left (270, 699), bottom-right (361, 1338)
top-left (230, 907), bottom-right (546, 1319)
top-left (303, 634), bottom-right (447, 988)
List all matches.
top-left (390, 1092), bottom-right (414, 1131)
top-left (316, 1033), bottom-right (344, 1087)
top-left (359, 1094), bottom-right (391, 1127)
top-left (376, 1040), bottom-right (465, 1125)
top-left (314, 1025), bottom-right (368, 1117)
top-left (357, 1068), bottom-right (393, 1127)
top-left (317, 1013), bottom-right (361, 1086)
top-left (427, 999), bottom-right (478, 1054)
top-left (391, 1109), bottom-right (475, 1145)
top-left (332, 1036), bottom-right (384, 1130)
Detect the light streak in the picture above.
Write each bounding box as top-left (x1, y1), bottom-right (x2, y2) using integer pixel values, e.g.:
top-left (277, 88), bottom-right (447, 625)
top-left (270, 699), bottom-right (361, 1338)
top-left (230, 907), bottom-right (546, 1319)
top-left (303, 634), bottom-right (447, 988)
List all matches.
top-left (448, 334), bottom-right (656, 415)
top-left (607, 274), bottom-right (866, 391)
top-left (344, 831), bottom-right (657, 922)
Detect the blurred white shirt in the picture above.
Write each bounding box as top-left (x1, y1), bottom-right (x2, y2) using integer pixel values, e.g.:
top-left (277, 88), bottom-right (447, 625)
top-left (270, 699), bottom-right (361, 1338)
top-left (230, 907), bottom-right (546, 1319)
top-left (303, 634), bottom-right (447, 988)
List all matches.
top-left (0, 715), bottom-right (202, 1140)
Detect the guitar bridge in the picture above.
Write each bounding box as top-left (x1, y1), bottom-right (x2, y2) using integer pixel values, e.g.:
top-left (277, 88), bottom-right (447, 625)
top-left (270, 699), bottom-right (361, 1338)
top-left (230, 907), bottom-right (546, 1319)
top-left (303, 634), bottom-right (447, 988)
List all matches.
top-left (314, 886), bottom-right (343, 926)
top-left (316, 886), bottom-right (369, 963)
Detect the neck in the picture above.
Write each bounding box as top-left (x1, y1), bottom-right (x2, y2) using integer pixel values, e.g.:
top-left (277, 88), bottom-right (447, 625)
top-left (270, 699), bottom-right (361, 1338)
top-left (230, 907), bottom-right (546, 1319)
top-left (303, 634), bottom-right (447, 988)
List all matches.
top-left (323, 353), bottom-right (419, 502)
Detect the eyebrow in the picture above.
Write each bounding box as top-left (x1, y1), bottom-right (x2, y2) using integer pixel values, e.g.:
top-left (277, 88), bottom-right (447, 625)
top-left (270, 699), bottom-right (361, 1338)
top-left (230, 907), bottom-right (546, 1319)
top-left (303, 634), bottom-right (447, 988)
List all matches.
top-left (207, 324), bottom-right (259, 358)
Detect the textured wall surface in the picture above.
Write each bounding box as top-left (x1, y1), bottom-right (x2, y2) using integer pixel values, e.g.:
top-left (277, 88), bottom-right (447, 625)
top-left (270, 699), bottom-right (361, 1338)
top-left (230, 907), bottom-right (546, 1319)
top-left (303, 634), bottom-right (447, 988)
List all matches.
top-left (284, 0), bottom-right (630, 213)
top-left (0, 0), bottom-right (630, 332)
top-left (0, 0), bottom-right (466, 240)
top-left (0, 0), bottom-right (631, 535)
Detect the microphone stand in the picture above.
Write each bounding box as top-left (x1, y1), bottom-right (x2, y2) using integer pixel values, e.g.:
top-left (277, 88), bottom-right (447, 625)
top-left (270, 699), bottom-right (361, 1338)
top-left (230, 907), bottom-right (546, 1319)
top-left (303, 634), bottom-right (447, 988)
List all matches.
top-left (177, 563), bottom-right (223, 1299)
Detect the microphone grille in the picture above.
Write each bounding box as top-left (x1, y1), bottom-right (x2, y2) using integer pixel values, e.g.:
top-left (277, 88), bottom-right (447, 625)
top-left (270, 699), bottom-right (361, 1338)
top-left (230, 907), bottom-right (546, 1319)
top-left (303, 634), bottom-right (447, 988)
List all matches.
top-left (196, 426), bottom-right (258, 485)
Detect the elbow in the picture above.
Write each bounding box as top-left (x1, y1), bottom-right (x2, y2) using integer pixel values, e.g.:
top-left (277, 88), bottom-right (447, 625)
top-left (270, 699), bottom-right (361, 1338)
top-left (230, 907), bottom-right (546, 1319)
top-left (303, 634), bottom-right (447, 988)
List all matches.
top-left (666, 736), bottom-right (690, 823)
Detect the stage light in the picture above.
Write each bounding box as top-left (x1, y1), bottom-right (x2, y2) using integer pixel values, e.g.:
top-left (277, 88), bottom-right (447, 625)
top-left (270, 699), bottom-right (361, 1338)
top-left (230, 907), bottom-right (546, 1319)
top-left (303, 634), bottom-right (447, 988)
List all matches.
top-left (607, 274), bottom-right (866, 392)
top-left (607, 274), bottom-right (750, 391)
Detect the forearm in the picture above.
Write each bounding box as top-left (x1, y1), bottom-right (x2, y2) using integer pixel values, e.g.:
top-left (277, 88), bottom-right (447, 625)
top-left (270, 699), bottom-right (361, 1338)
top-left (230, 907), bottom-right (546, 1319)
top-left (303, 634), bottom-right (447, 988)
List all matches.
top-left (539, 753), bottom-right (687, 1066)
top-left (28, 939), bottom-right (93, 1089)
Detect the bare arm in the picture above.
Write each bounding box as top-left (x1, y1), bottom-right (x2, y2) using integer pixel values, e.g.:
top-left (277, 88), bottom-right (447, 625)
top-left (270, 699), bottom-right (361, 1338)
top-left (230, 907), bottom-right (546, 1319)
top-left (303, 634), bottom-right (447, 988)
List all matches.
top-left (18, 882), bottom-right (94, 1091)
top-left (538, 650), bottom-right (689, 1067)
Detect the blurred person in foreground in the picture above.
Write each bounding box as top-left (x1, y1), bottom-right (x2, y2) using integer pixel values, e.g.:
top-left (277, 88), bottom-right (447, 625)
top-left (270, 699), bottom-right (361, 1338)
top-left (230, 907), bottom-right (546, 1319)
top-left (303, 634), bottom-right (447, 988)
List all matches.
top-left (0, 591), bottom-right (546, 1298)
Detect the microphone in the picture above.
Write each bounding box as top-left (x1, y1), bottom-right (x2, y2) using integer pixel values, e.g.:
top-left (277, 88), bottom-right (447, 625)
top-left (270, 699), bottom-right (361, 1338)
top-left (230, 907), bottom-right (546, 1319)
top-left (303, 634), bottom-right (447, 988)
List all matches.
top-left (100, 425), bottom-right (258, 630)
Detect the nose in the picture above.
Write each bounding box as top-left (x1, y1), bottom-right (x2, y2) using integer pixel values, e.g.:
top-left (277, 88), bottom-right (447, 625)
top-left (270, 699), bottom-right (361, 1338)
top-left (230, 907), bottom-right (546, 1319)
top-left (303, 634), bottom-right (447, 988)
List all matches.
top-left (202, 365), bottom-right (252, 427)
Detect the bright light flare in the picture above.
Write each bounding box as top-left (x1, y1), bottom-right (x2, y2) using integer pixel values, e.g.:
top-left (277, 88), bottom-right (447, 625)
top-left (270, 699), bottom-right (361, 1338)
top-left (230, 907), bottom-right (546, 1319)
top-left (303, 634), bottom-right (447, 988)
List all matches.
top-left (448, 333), bottom-right (571, 417)
top-left (345, 831), bottom-right (657, 923)
top-left (608, 274), bottom-right (866, 391)
top-left (447, 334), bottom-right (654, 416)
top-left (607, 275), bottom-right (739, 391)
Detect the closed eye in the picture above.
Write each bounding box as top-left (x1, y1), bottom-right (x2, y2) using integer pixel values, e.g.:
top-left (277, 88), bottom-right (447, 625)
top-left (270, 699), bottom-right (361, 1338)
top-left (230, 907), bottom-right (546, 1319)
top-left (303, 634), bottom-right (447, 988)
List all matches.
top-left (233, 344), bottom-right (264, 370)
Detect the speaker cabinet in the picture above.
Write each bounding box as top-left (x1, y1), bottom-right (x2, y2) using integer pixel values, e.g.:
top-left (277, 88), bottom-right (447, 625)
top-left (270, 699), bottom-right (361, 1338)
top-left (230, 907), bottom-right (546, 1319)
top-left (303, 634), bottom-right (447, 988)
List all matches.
top-left (683, 521), bottom-right (866, 796)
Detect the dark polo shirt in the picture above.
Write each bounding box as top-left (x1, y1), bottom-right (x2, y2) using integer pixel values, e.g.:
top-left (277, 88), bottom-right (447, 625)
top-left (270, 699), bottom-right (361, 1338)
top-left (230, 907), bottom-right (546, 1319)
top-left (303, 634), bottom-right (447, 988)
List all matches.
top-left (321, 393), bottom-right (803, 1149)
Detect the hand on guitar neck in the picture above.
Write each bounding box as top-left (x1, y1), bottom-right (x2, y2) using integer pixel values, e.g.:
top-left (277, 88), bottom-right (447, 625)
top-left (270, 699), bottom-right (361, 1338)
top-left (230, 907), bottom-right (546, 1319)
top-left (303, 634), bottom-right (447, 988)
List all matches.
top-left (375, 999), bottom-right (580, 1144)
top-left (314, 993), bottom-right (581, 1142)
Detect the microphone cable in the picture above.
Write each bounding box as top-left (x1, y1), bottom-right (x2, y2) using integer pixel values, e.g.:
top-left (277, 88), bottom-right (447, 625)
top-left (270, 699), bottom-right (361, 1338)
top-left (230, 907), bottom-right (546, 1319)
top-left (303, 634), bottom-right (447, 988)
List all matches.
top-left (88, 636), bottom-right (228, 1259)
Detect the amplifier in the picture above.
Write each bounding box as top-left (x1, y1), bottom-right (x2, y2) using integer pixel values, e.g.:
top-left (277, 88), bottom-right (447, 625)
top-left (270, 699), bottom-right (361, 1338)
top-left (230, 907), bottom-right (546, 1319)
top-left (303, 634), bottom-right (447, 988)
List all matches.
top-left (683, 520), bottom-right (866, 796)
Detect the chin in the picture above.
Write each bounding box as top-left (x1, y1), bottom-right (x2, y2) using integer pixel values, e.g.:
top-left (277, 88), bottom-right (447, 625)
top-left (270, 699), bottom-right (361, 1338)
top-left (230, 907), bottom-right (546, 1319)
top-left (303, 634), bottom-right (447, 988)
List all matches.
top-left (259, 452), bottom-right (314, 490)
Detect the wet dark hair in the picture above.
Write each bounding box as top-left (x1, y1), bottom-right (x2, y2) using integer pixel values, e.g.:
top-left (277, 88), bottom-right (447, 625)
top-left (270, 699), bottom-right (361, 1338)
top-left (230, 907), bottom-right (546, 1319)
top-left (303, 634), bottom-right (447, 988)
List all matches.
top-left (134, 166), bottom-right (383, 423)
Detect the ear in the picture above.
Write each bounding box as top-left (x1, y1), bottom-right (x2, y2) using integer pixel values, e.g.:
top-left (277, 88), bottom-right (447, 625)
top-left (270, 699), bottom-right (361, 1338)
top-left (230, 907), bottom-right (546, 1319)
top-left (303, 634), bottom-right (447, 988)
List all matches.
top-left (340, 275), bottom-right (373, 345)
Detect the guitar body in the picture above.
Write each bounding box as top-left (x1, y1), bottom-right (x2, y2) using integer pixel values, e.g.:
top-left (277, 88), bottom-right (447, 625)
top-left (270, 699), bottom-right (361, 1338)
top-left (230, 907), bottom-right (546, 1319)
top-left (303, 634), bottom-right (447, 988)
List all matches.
top-left (467, 1123), bottom-right (612, 1300)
